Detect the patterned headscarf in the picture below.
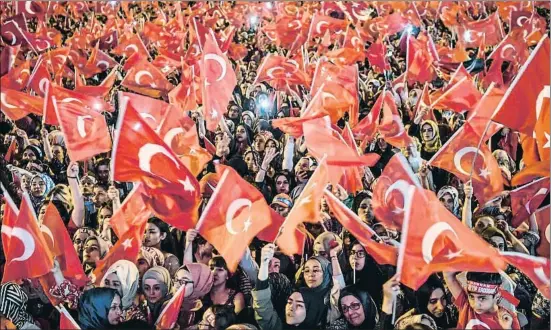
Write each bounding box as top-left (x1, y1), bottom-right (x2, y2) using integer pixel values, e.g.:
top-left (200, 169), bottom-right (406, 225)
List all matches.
top-left (420, 120), bottom-right (442, 153)
top-left (437, 186), bottom-right (460, 216)
top-left (138, 247), bottom-right (165, 268)
top-left (394, 309), bottom-right (438, 330)
top-left (100, 260), bottom-right (139, 310)
top-left (0, 282), bottom-right (35, 329)
top-left (31, 173), bottom-right (55, 197)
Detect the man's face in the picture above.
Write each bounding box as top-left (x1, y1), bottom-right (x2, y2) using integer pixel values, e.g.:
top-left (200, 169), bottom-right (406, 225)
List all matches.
top-left (92, 186), bottom-right (109, 207)
top-left (97, 165), bottom-right (110, 183)
top-left (80, 177), bottom-right (96, 196)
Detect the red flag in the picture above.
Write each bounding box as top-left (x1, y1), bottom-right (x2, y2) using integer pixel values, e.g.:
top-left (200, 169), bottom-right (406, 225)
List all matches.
top-left (0, 44), bottom-right (21, 76)
top-left (27, 57), bottom-right (51, 97)
top-left (457, 12), bottom-right (504, 48)
top-left (156, 286), bottom-right (186, 329)
top-left (534, 206), bottom-right (550, 258)
top-left (277, 158), bottom-right (329, 256)
top-left (533, 85), bottom-right (550, 162)
top-left (2, 194), bottom-right (54, 283)
top-left (324, 191), bottom-right (397, 265)
top-left (94, 30), bottom-right (118, 51)
top-left (121, 59), bottom-right (174, 98)
top-left (365, 40), bottom-right (389, 73)
top-left (376, 12), bottom-right (410, 37)
top-left (254, 54), bottom-right (310, 90)
top-left (308, 13), bottom-right (347, 40)
top-left (110, 184), bottom-right (150, 239)
top-left (121, 92), bottom-right (171, 130)
top-left (428, 123), bottom-right (504, 204)
top-left (1, 187), bottom-right (19, 254)
top-left (111, 33), bottom-right (149, 59)
top-left (339, 124), bottom-right (365, 194)
top-left (398, 187), bottom-right (507, 290)
top-left (1, 14), bottom-right (28, 47)
top-left (414, 83), bottom-right (436, 122)
top-left (0, 59), bottom-right (30, 90)
top-left (372, 154), bottom-right (422, 229)
top-left (0, 89), bottom-right (43, 121)
top-left (40, 203), bottom-right (87, 286)
top-left (406, 33), bottom-right (436, 84)
top-left (466, 83), bottom-right (506, 141)
top-left (4, 138), bottom-right (16, 162)
top-left (351, 91), bottom-right (383, 141)
top-left (112, 94), bottom-right (200, 230)
top-left (168, 62), bottom-right (197, 111)
top-left (197, 165), bottom-right (276, 271)
top-left (488, 33), bottom-right (529, 65)
top-left (430, 76), bottom-right (482, 113)
top-left (492, 37), bottom-right (549, 136)
top-left (201, 33), bottom-right (237, 131)
top-left (510, 177), bottom-right (550, 226)
top-left (58, 305), bottom-right (81, 329)
top-left (501, 252), bottom-right (550, 299)
top-left (92, 225), bottom-right (143, 284)
top-left (53, 101), bottom-right (112, 162)
top-left (378, 90), bottom-right (413, 149)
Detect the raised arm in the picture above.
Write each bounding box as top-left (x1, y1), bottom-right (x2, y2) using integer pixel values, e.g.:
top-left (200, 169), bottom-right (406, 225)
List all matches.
top-left (41, 128), bottom-right (53, 161)
top-left (443, 271), bottom-right (463, 300)
top-left (67, 162), bottom-right (84, 228)
top-left (282, 135), bottom-right (295, 172)
top-left (462, 181), bottom-right (473, 228)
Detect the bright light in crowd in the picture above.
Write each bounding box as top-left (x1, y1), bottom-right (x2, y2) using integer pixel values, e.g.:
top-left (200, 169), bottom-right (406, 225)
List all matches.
top-left (93, 102), bottom-right (103, 111)
top-left (265, 2), bottom-right (273, 9)
top-left (463, 30), bottom-right (473, 42)
top-left (405, 24), bottom-right (414, 34)
top-left (260, 99), bottom-right (270, 109)
top-left (249, 15), bottom-right (258, 26)
top-left (109, 1), bottom-right (118, 7)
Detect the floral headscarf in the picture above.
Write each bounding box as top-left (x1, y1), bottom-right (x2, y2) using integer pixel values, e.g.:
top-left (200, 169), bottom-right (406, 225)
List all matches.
top-left (420, 120), bottom-right (442, 153)
top-left (139, 246), bottom-right (165, 269)
top-left (31, 173), bottom-right (55, 197)
top-left (437, 186), bottom-right (460, 216)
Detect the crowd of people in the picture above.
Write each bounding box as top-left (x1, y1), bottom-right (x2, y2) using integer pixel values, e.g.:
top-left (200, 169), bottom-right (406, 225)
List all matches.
top-left (0, 1), bottom-right (550, 329)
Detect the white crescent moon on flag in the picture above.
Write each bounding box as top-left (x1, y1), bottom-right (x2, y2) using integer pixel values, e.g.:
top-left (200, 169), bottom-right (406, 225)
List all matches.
top-left (286, 60), bottom-right (299, 72)
top-left (322, 91), bottom-right (337, 103)
top-left (384, 179), bottom-right (411, 213)
top-left (352, 8), bottom-right (370, 21)
top-left (191, 44), bottom-right (200, 56)
top-left (26, 1), bottom-right (36, 15)
top-left (545, 224), bottom-right (550, 243)
top-left (40, 224), bottom-right (55, 248)
top-left (288, 20), bottom-right (302, 30)
top-left (316, 21), bottom-right (329, 34)
top-left (534, 267), bottom-right (550, 286)
top-left (453, 147), bottom-right (485, 176)
top-left (11, 227), bottom-right (35, 262)
top-left (36, 40), bottom-right (51, 52)
top-left (226, 198), bottom-right (252, 235)
top-left (351, 36), bottom-right (362, 48)
top-left (47, 31), bottom-right (56, 39)
top-left (517, 16), bottom-right (529, 27)
top-left (125, 44), bottom-right (139, 54)
top-left (204, 54), bottom-right (227, 84)
top-left (524, 188), bottom-right (549, 213)
top-left (77, 115), bottom-right (93, 138)
top-left (267, 66), bottom-right (285, 79)
top-left (1, 92), bottom-right (17, 109)
top-left (61, 98), bottom-right (83, 105)
top-left (135, 70), bottom-right (154, 85)
top-left (4, 31), bottom-right (17, 45)
top-left (500, 44), bottom-right (515, 59)
top-left (39, 78), bottom-right (49, 94)
top-left (139, 112), bottom-right (157, 124)
top-left (384, 115), bottom-right (405, 138)
top-left (138, 143), bottom-right (180, 174)
top-left (465, 319), bottom-right (491, 330)
top-left (96, 60), bottom-right (109, 69)
top-left (534, 86), bottom-right (550, 137)
top-left (163, 127), bottom-right (185, 148)
top-left (105, 34), bottom-right (114, 44)
top-left (422, 222), bottom-right (460, 263)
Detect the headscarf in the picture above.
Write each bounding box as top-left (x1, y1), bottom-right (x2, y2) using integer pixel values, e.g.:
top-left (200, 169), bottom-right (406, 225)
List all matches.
top-left (78, 287), bottom-right (119, 330)
top-left (437, 186), bottom-right (460, 216)
top-left (338, 286), bottom-right (378, 329)
top-left (268, 272), bottom-right (293, 322)
top-left (420, 120), bottom-right (442, 153)
top-left (0, 282), bottom-right (35, 329)
top-left (295, 286), bottom-right (329, 329)
top-left (100, 260), bottom-right (139, 310)
top-left (143, 267), bottom-right (172, 298)
top-left (139, 247), bottom-right (165, 268)
top-left (394, 309), bottom-right (438, 330)
top-left (31, 173), bottom-right (55, 197)
top-left (23, 145), bottom-right (44, 161)
top-left (179, 263), bottom-right (213, 311)
top-left (73, 227), bottom-right (98, 241)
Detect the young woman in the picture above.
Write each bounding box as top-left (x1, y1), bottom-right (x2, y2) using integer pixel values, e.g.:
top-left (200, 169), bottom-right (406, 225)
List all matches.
top-left (143, 218), bottom-right (180, 276)
top-left (173, 263), bottom-right (214, 328)
top-left (201, 256), bottom-right (246, 316)
top-left (29, 172), bottom-right (55, 212)
top-left (344, 241), bottom-right (385, 306)
top-left (78, 288), bottom-right (123, 329)
top-left (142, 266), bottom-right (173, 325)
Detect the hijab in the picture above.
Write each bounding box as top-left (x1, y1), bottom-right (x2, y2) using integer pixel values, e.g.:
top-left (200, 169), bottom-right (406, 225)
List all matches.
top-left (143, 267), bottom-right (172, 323)
top-left (78, 287), bottom-right (119, 330)
top-left (100, 260), bottom-right (139, 310)
top-left (437, 186), bottom-right (460, 217)
top-left (179, 263), bottom-right (213, 311)
top-left (31, 172), bottom-right (55, 197)
top-left (338, 286), bottom-right (378, 329)
top-left (268, 272), bottom-right (293, 322)
top-left (420, 120), bottom-right (442, 153)
top-left (394, 309), bottom-right (438, 330)
top-left (139, 247), bottom-right (165, 269)
top-left (293, 286), bottom-right (329, 329)
top-left (0, 282), bottom-right (35, 329)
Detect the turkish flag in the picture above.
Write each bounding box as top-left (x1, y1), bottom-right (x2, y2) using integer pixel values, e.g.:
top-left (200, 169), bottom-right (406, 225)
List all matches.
top-left (156, 286), bottom-right (186, 329)
top-left (326, 47), bottom-right (365, 66)
top-left (0, 44), bottom-right (21, 76)
top-left (53, 101), bottom-right (112, 162)
top-left (414, 83), bottom-right (436, 122)
top-left (492, 37), bottom-right (549, 136)
top-left (376, 12), bottom-right (409, 37)
top-left (372, 154), bottom-right (422, 229)
top-left (277, 158), bottom-right (329, 256)
top-left (534, 206), bottom-right (550, 258)
top-left (111, 33), bottom-right (149, 59)
top-left (74, 68), bottom-right (118, 99)
top-left (198, 165), bottom-right (276, 271)
top-left (112, 95), bottom-right (200, 230)
top-left (27, 57), bottom-right (51, 97)
top-left (501, 252), bottom-right (550, 299)
top-left (308, 13), bottom-right (347, 40)
top-left (324, 190), bottom-right (397, 265)
top-left (533, 86), bottom-right (550, 162)
top-left (351, 91), bottom-right (383, 141)
top-left (406, 33), bottom-right (436, 84)
top-left (271, 113), bottom-right (326, 139)
top-left (342, 27), bottom-right (365, 52)
top-left (43, 84), bottom-right (112, 126)
top-left (428, 123), bottom-right (504, 204)
top-left (0, 88), bottom-right (43, 121)
top-left (365, 40), bottom-right (389, 73)
top-left (43, 47), bottom-right (70, 77)
top-left (168, 62), bottom-right (197, 112)
top-left (201, 32), bottom-right (237, 131)
top-left (510, 177), bottom-right (550, 226)
top-left (121, 92), bottom-right (171, 131)
top-left (337, 2), bottom-right (371, 24)
top-left (121, 59), bottom-right (174, 98)
top-left (489, 33), bottom-right (529, 66)
top-left (93, 225), bottom-right (143, 285)
top-left (93, 30), bottom-right (118, 51)
top-left (2, 194), bottom-right (54, 283)
top-left (58, 305), bottom-right (81, 329)
top-left (41, 203), bottom-right (87, 286)
top-left (272, 15), bottom-right (308, 50)
top-left (512, 160), bottom-right (550, 187)
top-left (1, 60), bottom-right (30, 91)
top-left (430, 76), bottom-right (482, 113)
top-left (1, 14), bottom-right (28, 47)
top-left (457, 12), bottom-right (504, 48)
top-left (254, 54), bottom-right (310, 90)
top-left (378, 91), bottom-right (413, 149)
top-left (339, 124), bottom-right (365, 194)
top-left (109, 184), bottom-right (150, 239)
top-left (399, 188), bottom-right (507, 290)
top-left (1, 190), bottom-right (19, 254)
top-left (466, 84), bottom-right (505, 142)
top-left (79, 45), bottom-right (118, 78)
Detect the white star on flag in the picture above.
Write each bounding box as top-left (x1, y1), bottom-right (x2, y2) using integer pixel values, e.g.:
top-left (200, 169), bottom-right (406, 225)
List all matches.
top-left (544, 132), bottom-right (550, 149)
top-left (122, 238), bottom-right (133, 250)
top-left (479, 167), bottom-right (491, 179)
top-left (285, 72), bottom-right (292, 78)
top-left (444, 249), bottom-right (463, 260)
top-left (179, 177), bottom-right (195, 192)
top-left (243, 217), bottom-right (252, 232)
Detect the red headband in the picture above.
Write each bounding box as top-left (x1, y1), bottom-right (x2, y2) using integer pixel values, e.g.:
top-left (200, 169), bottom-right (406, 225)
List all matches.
top-left (466, 281), bottom-right (499, 295)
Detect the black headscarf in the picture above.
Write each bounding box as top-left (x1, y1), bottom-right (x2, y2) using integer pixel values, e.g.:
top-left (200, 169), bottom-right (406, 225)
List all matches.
top-left (268, 272), bottom-right (293, 323)
top-left (338, 286), bottom-right (378, 329)
top-left (78, 288), bottom-right (119, 330)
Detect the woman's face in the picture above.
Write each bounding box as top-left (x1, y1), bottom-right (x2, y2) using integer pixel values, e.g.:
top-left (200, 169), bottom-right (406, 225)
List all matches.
top-left (349, 244), bottom-right (366, 271)
top-left (144, 278), bottom-right (165, 304)
top-left (489, 236), bottom-right (506, 251)
top-left (174, 268), bottom-right (195, 298)
top-left (104, 273), bottom-right (122, 296)
top-left (31, 177), bottom-right (46, 197)
top-left (21, 174), bottom-right (31, 191)
top-left (357, 198), bottom-right (374, 224)
top-left (303, 259), bottom-right (323, 288)
top-left (228, 106), bottom-right (240, 119)
top-left (427, 288), bottom-right (447, 318)
top-left (421, 123), bottom-right (435, 141)
top-left (143, 223), bottom-right (165, 248)
top-left (52, 145), bottom-right (64, 161)
top-left (266, 140), bottom-right (277, 149)
top-left (243, 115), bottom-right (253, 127)
top-left (107, 294), bottom-right (123, 325)
top-left (244, 152), bottom-right (259, 173)
top-left (209, 262), bottom-right (228, 287)
top-left (22, 149), bottom-right (37, 161)
top-left (253, 135), bottom-right (266, 152)
top-left (99, 208), bottom-right (113, 230)
top-left (341, 295), bottom-right (365, 327)
top-left (235, 125), bottom-right (247, 142)
top-left (285, 292), bottom-right (306, 325)
top-left (83, 239), bottom-right (101, 265)
top-left (73, 232), bottom-right (90, 258)
top-left (275, 175), bottom-right (290, 194)
top-left (439, 193), bottom-right (455, 213)
top-left (137, 258), bottom-right (150, 277)
top-left (474, 216), bottom-right (495, 234)
top-left (37, 204), bottom-right (47, 223)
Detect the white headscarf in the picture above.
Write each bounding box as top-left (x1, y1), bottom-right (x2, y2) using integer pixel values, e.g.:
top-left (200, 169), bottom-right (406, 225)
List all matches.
top-left (100, 260), bottom-right (139, 310)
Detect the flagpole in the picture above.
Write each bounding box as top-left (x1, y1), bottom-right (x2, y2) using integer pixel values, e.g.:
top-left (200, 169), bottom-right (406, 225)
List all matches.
top-left (468, 83), bottom-right (496, 181)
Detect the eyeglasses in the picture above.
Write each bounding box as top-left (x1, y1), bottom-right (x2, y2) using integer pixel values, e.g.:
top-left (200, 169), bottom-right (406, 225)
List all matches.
top-left (174, 278), bottom-right (194, 286)
top-left (349, 250), bottom-right (366, 258)
top-left (342, 302), bottom-right (362, 314)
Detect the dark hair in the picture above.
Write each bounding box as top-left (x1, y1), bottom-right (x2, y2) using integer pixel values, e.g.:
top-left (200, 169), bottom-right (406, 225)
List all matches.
top-left (480, 227), bottom-right (508, 251)
top-left (415, 275), bottom-right (447, 317)
top-left (403, 324), bottom-right (434, 330)
top-left (272, 171), bottom-right (295, 194)
top-left (147, 217), bottom-right (178, 255)
top-left (352, 191), bottom-right (371, 215)
top-left (466, 272), bottom-right (503, 287)
top-left (209, 256), bottom-right (240, 289)
top-left (210, 304), bottom-right (237, 330)
top-left (338, 286), bottom-right (378, 329)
